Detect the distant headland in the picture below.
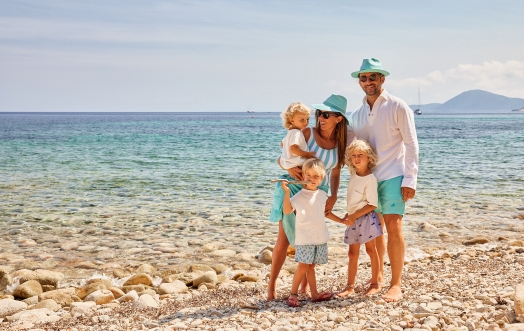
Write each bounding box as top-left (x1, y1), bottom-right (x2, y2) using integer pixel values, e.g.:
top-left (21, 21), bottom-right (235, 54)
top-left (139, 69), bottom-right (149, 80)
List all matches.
top-left (409, 89), bottom-right (524, 113)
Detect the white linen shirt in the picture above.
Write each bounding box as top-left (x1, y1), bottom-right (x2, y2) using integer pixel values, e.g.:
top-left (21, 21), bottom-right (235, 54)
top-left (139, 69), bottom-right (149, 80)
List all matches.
top-left (347, 89), bottom-right (419, 189)
top-left (290, 189), bottom-right (330, 246)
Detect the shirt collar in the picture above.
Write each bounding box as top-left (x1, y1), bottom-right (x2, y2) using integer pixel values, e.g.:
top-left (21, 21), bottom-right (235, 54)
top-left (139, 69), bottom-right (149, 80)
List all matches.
top-left (361, 89), bottom-right (390, 106)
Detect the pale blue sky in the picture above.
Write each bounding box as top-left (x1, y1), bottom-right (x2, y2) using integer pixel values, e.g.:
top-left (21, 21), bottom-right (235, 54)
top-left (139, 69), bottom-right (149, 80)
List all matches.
top-left (1, 0), bottom-right (523, 112)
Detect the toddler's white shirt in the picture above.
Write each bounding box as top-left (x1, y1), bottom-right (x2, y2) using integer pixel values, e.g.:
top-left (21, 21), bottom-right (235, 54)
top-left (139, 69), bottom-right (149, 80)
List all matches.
top-left (280, 129), bottom-right (308, 169)
top-left (290, 188), bottom-right (330, 245)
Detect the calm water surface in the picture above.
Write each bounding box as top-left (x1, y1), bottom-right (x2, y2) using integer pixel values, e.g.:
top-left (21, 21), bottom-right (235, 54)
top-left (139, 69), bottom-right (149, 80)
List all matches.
top-left (1, 112), bottom-right (523, 250)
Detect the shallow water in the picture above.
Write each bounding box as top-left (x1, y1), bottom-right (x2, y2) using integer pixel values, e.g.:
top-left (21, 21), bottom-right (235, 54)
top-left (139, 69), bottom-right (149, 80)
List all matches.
top-left (0, 112), bottom-right (523, 268)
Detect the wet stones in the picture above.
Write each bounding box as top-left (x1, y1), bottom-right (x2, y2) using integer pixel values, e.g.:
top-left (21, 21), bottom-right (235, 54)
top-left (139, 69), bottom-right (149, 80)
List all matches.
top-left (123, 273), bottom-right (153, 286)
top-left (258, 249), bottom-right (273, 264)
top-left (13, 280), bottom-right (43, 299)
top-left (464, 237), bottom-right (490, 245)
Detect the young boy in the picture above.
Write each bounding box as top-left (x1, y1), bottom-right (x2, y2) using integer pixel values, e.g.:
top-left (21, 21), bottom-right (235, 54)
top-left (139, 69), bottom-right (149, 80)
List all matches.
top-left (282, 158), bottom-right (334, 306)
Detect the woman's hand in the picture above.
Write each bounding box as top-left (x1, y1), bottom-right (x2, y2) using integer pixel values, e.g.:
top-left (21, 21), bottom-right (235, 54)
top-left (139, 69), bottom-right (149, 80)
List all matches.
top-left (287, 167), bottom-right (303, 181)
top-left (325, 194), bottom-right (337, 213)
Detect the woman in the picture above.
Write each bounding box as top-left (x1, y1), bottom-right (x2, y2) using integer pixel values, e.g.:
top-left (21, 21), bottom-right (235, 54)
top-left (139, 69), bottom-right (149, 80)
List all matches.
top-left (268, 94), bottom-right (348, 300)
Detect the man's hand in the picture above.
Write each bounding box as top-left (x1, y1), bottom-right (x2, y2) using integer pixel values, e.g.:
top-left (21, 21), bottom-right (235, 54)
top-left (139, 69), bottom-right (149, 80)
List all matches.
top-left (401, 187), bottom-right (416, 201)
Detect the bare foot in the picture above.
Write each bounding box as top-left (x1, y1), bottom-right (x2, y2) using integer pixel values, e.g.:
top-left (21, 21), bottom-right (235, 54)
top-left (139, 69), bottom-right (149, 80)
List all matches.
top-left (364, 283), bottom-right (381, 296)
top-left (336, 284), bottom-right (355, 298)
top-left (267, 287), bottom-right (276, 301)
top-left (382, 286), bottom-right (402, 302)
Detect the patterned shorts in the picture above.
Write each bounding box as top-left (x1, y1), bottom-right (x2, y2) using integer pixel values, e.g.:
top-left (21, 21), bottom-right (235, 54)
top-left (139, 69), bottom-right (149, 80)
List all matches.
top-left (344, 211), bottom-right (383, 245)
top-left (295, 243), bottom-right (328, 265)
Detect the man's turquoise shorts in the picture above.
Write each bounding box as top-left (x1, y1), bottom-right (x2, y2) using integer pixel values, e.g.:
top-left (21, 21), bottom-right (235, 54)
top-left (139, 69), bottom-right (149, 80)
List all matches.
top-left (375, 175), bottom-right (405, 216)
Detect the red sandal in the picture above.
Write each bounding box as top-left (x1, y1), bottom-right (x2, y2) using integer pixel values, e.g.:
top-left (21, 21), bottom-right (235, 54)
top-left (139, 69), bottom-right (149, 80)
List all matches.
top-left (312, 291), bottom-right (333, 303)
top-left (287, 293), bottom-right (300, 307)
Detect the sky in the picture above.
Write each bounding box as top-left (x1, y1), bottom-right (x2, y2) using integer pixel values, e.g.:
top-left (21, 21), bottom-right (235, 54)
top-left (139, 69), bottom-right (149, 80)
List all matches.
top-left (1, 0), bottom-right (524, 112)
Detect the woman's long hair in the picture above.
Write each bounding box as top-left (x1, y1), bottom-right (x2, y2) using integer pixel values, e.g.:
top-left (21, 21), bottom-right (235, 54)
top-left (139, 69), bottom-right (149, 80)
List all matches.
top-left (314, 115), bottom-right (347, 168)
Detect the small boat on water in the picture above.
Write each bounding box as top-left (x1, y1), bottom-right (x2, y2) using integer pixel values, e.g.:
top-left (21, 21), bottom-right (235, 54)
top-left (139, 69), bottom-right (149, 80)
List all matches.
top-left (247, 110), bottom-right (255, 113)
top-left (511, 107), bottom-right (524, 112)
top-left (413, 88), bottom-right (422, 115)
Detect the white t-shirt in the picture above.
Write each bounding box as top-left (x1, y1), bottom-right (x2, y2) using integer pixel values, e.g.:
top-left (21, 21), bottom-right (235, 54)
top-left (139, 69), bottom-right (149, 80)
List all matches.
top-left (280, 129), bottom-right (308, 169)
top-left (346, 172), bottom-right (378, 215)
top-left (290, 189), bottom-right (330, 246)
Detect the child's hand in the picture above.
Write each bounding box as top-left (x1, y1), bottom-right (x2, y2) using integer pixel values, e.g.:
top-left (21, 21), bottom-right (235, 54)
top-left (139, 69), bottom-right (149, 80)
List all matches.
top-left (305, 151), bottom-right (317, 159)
top-left (281, 181), bottom-right (290, 193)
top-left (344, 213), bottom-right (356, 227)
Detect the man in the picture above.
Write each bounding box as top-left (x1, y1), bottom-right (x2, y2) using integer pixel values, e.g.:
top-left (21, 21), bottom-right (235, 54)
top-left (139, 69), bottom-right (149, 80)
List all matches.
top-left (347, 58), bottom-right (419, 302)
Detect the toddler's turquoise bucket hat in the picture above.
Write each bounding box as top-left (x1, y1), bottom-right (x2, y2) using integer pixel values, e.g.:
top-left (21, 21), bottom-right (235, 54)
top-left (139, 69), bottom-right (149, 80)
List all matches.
top-left (351, 58), bottom-right (390, 78)
top-left (311, 94), bottom-right (348, 121)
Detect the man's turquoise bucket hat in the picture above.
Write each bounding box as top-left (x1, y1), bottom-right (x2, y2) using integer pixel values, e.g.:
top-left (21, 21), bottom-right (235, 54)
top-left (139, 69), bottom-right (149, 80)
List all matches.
top-left (311, 94), bottom-right (348, 121)
top-left (351, 58), bottom-right (390, 78)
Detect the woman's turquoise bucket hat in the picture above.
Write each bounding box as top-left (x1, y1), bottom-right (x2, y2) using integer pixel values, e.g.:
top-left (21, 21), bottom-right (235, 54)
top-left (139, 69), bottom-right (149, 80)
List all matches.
top-left (311, 94), bottom-right (348, 121)
top-left (351, 58), bottom-right (390, 78)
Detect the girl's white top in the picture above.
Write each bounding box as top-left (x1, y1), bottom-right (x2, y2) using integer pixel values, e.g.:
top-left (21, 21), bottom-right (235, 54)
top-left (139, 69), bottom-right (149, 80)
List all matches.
top-left (346, 172), bottom-right (378, 215)
top-left (280, 129), bottom-right (308, 169)
top-left (290, 188), bottom-right (330, 245)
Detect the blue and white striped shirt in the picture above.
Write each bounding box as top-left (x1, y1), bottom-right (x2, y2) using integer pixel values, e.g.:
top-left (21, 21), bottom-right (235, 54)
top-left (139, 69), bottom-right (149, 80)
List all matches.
top-left (306, 128), bottom-right (339, 187)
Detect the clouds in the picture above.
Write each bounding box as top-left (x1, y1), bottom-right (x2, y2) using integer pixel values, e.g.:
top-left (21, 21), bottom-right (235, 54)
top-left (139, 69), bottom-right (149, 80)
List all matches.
top-left (386, 60), bottom-right (524, 103)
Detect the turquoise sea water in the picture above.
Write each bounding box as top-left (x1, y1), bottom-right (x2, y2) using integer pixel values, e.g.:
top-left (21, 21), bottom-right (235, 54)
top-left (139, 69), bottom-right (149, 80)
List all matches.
top-left (0, 112), bottom-right (523, 244)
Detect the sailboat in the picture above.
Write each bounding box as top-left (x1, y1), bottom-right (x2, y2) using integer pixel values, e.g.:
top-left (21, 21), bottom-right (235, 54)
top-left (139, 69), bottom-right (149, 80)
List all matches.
top-left (413, 88), bottom-right (422, 115)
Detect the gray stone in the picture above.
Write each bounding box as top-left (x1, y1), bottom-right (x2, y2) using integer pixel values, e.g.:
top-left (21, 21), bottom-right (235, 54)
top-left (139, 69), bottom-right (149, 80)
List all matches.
top-left (192, 271), bottom-right (218, 287)
top-left (117, 290), bottom-right (139, 303)
top-left (12, 269), bottom-right (64, 287)
top-left (84, 289), bottom-right (114, 305)
top-left (157, 281), bottom-right (188, 295)
top-left (137, 294), bottom-right (159, 308)
top-left (0, 299), bottom-right (28, 318)
top-left (13, 280), bottom-right (43, 299)
top-left (258, 249), bottom-right (273, 264)
top-left (123, 273), bottom-right (153, 286)
top-left (29, 299), bottom-right (60, 312)
top-left (515, 284), bottom-right (524, 315)
top-left (6, 308), bottom-right (60, 324)
top-left (70, 301), bottom-right (96, 316)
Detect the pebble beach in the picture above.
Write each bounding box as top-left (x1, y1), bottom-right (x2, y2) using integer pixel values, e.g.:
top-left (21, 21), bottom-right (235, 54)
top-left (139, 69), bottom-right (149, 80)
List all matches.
top-left (1, 112), bottom-right (524, 330)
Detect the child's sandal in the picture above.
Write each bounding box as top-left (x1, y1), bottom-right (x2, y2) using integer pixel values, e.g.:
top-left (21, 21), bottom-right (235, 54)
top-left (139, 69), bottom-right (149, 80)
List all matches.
top-left (287, 293), bottom-right (300, 307)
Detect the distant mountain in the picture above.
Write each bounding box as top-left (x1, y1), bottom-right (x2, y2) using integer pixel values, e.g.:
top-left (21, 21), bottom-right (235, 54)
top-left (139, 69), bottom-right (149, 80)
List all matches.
top-left (438, 90), bottom-right (524, 112)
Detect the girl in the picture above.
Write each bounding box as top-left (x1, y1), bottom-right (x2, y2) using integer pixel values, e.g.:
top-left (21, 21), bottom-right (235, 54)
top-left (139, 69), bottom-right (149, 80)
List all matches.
top-left (327, 139), bottom-right (383, 297)
top-left (282, 158), bottom-right (333, 307)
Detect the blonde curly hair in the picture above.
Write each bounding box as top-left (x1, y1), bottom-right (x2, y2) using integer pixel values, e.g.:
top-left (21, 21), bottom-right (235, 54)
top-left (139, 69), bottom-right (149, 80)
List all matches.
top-left (344, 140), bottom-right (378, 172)
top-left (280, 102), bottom-right (311, 129)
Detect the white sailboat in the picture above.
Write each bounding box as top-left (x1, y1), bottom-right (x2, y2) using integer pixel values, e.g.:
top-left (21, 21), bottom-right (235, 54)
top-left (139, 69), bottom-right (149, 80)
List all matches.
top-left (413, 88), bottom-right (422, 115)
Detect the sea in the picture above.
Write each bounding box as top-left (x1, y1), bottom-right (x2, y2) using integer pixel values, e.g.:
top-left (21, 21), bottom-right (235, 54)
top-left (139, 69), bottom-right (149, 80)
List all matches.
top-left (1, 112), bottom-right (523, 261)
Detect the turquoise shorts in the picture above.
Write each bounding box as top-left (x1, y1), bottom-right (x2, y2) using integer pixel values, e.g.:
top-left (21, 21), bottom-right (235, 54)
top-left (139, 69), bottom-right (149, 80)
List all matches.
top-left (375, 176), bottom-right (405, 216)
top-left (295, 243), bottom-right (328, 265)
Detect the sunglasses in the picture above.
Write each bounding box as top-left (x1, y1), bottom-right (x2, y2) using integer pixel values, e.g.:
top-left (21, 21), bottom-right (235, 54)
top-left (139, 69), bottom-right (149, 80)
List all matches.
top-left (359, 73), bottom-right (382, 82)
top-left (316, 109), bottom-right (341, 119)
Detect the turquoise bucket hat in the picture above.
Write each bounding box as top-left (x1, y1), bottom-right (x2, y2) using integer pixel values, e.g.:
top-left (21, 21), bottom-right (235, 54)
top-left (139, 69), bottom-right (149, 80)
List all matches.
top-left (351, 58), bottom-right (390, 78)
top-left (311, 94), bottom-right (348, 121)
